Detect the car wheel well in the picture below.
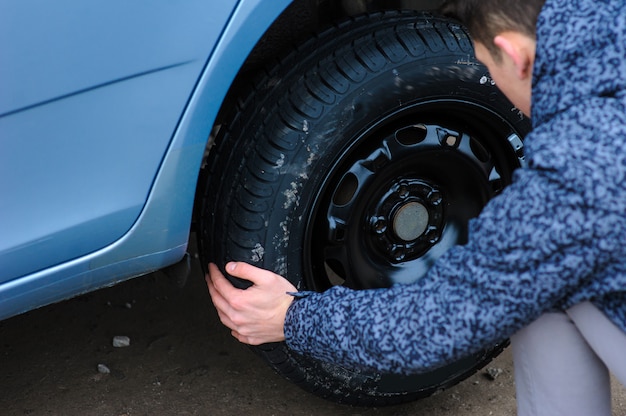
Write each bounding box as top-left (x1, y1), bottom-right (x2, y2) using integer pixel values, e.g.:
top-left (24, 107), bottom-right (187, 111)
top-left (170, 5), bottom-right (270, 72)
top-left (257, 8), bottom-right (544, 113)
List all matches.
top-left (215, 0), bottom-right (445, 122)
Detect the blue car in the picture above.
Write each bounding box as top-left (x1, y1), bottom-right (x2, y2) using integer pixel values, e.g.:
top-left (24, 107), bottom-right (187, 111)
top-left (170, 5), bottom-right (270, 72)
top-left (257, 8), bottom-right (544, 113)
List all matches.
top-left (0, 0), bottom-right (529, 406)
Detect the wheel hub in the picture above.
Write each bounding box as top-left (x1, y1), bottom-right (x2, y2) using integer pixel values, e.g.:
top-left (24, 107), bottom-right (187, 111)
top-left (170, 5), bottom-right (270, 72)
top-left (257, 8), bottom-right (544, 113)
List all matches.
top-left (368, 179), bottom-right (444, 263)
top-left (393, 202), bottom-right (429, 242)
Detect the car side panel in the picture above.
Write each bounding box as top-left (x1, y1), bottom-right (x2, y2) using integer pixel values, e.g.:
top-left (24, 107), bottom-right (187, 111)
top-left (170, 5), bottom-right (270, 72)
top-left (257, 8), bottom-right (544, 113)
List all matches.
top-left (0, 0), bottom-right (294, 320)
top-left (0, 0), bottom-right (238, 281)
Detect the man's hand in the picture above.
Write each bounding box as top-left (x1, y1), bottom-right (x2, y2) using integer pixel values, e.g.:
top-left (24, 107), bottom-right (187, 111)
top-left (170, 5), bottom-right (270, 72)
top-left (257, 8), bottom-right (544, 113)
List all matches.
top-left (206, 262), bottom-right (297, 345)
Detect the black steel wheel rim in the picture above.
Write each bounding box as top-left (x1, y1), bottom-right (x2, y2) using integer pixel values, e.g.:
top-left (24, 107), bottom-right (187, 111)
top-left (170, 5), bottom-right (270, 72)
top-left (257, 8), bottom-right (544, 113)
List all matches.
top-left (304, 98), bottom-right (524, 291)
top-left (297, 98), bottom-right (523, 392)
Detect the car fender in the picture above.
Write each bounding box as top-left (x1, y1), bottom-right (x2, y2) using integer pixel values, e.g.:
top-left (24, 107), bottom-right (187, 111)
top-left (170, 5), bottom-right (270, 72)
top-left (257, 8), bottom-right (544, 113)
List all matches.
top-left (0, 0), bottom-right (293, 320)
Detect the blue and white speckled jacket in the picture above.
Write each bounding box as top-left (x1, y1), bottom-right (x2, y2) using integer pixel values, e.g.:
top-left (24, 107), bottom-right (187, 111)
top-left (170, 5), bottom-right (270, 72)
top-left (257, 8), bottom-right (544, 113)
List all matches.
top-left (283, 0), bottom-right (626, 375)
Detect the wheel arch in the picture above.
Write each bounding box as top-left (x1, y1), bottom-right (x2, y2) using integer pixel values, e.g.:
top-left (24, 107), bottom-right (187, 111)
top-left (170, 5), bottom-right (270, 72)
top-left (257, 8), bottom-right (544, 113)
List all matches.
top-left (214, 0), bottom-right (446, 126)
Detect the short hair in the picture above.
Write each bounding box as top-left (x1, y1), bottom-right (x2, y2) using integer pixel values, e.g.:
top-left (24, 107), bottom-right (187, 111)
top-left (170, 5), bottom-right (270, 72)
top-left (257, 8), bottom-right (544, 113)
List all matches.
top-left (440, 0), bottom-right (546, 59)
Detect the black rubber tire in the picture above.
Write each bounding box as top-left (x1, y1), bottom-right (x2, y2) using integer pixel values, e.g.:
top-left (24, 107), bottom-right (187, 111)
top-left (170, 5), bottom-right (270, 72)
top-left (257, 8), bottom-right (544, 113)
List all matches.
top-left (199, 11), bottom-right (529, 406)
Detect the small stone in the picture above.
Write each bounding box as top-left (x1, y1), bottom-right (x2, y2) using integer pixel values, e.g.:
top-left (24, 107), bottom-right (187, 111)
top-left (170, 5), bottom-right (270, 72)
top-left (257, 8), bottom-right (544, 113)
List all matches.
top-left (486, 367), bottom-right (503, 380)
top-left (97, 363), bottom-right (111, 374)
top-left (112, 336), bottom-right (131, 348)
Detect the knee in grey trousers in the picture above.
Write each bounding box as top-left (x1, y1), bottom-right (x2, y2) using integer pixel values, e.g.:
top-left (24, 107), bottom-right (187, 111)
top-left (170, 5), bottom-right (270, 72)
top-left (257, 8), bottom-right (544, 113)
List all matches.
top-left (511, 301), bottom-right (626, 416)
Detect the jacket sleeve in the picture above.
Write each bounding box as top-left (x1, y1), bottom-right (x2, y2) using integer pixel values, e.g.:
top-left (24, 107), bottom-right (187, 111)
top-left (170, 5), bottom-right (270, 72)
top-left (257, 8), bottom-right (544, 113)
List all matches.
top-left (283, 161), bottom-right (621, 375)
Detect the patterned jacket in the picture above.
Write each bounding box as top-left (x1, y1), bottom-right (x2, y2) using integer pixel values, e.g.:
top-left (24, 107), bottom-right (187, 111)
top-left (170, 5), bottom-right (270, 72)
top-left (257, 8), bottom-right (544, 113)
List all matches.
top-left (284, 0), bottom-right (626, 374)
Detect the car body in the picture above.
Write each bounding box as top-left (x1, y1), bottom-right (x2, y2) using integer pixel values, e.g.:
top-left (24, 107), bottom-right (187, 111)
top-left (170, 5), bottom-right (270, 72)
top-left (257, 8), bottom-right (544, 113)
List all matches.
top-left (1, 0), bottom-right (295, 318)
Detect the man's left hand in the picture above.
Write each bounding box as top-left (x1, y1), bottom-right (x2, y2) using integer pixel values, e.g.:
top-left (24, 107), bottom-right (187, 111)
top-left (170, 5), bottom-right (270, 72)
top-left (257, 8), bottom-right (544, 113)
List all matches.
top-left (206, 262), bottom-right (297, 345)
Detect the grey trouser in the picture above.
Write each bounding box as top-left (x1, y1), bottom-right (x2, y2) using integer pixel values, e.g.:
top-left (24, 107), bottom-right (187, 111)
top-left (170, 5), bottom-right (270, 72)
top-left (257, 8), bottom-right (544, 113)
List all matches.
top-left (511, 301), bottom-right (626, 416)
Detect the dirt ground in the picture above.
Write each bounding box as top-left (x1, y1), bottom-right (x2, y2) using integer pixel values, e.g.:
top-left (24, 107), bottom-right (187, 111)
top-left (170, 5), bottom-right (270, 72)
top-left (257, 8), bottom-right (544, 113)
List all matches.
top-left (1, 243), bottom-right (625, 416)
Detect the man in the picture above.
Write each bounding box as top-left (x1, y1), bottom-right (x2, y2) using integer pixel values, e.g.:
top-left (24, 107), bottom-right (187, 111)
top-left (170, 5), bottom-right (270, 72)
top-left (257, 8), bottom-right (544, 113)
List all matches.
top-left (208, 1), bottom-right (626, 414)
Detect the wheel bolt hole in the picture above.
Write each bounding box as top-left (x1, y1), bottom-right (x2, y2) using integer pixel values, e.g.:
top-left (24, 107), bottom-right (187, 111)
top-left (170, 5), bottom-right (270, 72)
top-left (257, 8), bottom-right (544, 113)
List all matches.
top-left (325, 260), bottom-right (346, 286)
top-left (333, 173), bottom-right (358, 206)
top-left (425, 228), bottom-right (439, 243)
top-left (395, 124), bottom-right (428, 146)
top-left (391, 247), bottom-right (405, 262)
top-left (470, 138), bottom-right (490, 163)
top-left (373, 219), bottom-right (387, 234)
top-left (428, 191), bottom-right (442, 205)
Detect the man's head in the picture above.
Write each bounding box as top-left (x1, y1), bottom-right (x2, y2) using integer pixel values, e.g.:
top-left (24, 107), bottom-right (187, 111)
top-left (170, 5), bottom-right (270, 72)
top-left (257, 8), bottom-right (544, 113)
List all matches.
top-left (440, 0), bottom-right (545, 60)
top-left (441, 0), bottom-right (546, 116)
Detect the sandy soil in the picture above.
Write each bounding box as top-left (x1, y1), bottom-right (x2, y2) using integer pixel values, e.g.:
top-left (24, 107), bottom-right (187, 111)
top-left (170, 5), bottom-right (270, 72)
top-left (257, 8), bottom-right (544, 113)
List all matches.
top-left (1, 243), bottom-right (624, 416)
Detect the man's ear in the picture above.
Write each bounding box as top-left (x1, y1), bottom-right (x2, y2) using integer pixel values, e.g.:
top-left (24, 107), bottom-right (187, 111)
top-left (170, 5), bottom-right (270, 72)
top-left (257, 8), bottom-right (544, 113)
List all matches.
top-left (493, 33), bottom-right (534, 80)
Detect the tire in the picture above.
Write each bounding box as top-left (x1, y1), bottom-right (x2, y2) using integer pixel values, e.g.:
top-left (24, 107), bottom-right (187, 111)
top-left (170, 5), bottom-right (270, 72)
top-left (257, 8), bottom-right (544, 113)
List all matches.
top-left (198, 11), bottom-right (529, 406)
